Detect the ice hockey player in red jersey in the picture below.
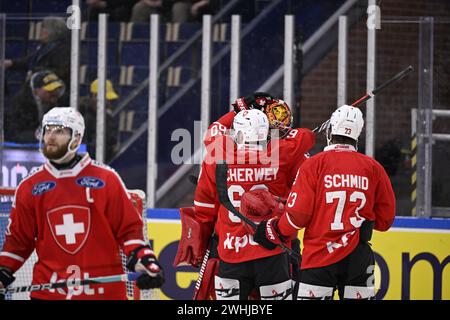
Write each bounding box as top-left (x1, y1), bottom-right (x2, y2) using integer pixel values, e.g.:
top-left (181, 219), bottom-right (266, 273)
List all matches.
top-left (184, 108), bottom-right (315, 300)
top-left (253, 105), bottom-right (396, 300)
top-left (0, 107), bottom-right (164, 300)
top-left (174, 94), bottom-right (312, 299)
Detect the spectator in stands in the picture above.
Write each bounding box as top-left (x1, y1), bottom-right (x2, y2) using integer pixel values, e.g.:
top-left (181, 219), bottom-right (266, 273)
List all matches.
top-left (78, 79), bottom-right (120, 162)
top-left (5, 70), bottom-right (65, 144)
top-left (171, 0), bottom-right (211, 23)
top-left (130, 0), bottom-right (172, 23)
top-left (3, 17), bottom-right (71, 93)
top-left (84, 0), bottom-right (139, 22)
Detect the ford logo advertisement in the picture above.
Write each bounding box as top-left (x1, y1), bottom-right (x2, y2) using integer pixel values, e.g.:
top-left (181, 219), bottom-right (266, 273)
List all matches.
top-left (32, 181), bottom-right (56, 195)
top-left (76, 177), bottom-right (105, 189)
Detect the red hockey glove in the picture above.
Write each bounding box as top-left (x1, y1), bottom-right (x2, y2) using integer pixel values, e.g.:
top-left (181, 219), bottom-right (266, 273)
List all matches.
top-left (0, 267), bottom-right (15, 300)
top-left (232, 97), bottom-right (249, 113)
top-left (240, 189), bottom-right (285, 234)
top-left (126, 245), bottom-right (165, 289)
top-left (253, 218), bottom-right (287, 250)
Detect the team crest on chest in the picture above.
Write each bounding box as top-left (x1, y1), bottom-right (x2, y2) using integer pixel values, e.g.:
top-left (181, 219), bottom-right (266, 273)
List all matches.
top-left (46, 205), bottom-right (91, 254)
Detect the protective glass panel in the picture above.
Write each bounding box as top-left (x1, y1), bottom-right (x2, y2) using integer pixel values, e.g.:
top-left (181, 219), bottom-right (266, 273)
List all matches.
top-left (0, 14), bottom-right (5, 187)
top-left (372, 18), bottom-right (421, 217)
top-left (3, 13), bottom-right (75, 187)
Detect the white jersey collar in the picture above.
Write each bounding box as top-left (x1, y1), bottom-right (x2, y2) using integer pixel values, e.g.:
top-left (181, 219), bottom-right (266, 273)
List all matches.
top-left (44, 153), bottom-right (91, 178)
top-left (324, 144), bottom-right (357, 152)
top-left (237, 144), bottom-right (264, 151)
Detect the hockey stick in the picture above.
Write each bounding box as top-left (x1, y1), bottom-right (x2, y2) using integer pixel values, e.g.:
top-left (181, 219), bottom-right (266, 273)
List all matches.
top-left (312, 65), bottom-right (415, 133)
top-left (0, 272), bottom-right (142, 295)
top-left (215, 161), bottom-right (300, 259)
top-left (192, 248), bottom-right (210, 300)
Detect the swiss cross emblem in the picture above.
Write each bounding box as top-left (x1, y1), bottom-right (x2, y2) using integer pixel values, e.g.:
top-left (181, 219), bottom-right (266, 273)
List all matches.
top-left (47, 206), bottom-right (91, 255)
top-left (256, 98), bottom-right (266, 106)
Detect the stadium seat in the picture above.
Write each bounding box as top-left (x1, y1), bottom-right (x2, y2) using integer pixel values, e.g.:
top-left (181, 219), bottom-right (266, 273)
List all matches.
top-left (0, 2), bottom-right (28, 13)
top-left (129, 23), bottom-right (150, 41)
top-left (5, 20), bottom-right (29, 39)
top-left (130, 66), bottom-right (149, 85)
top-left (81, 22), bottom-right (122, 41)
top-left (30, 0), bottom-right (71, 13)
top-left (79, 84), bottom-right (90, 97)
top-left (81, 40), bottom-right (118, 65)
top-left (122, 22), bottom-right (167, 41)
top-left (5, 41), bottom-right (27, 58)
top-left (178, 23), bottom-right (201, 41)
top-left (120, 42), bottom-right (149, 66)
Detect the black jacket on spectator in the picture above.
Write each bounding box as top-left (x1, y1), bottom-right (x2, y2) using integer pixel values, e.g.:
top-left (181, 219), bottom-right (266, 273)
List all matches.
top-left (78, 96), bottom-right (119, 162)
top-left (10, 37), bottom-right (71, 92)
top-left (5, 87), bottom-right (63, 144)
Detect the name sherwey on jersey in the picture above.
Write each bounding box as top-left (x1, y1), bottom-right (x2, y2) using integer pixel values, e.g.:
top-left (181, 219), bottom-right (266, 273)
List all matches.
top-left (227, 167), bottom-right (279, 182)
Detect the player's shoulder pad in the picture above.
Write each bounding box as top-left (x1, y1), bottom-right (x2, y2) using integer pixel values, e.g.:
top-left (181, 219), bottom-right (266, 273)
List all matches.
top-left (90, 160), bottom-right (115, 171)
top-left (90, 160), bottom-right (123, 180)
top-left (90, 160), bottom-right (130, 195)
top-left (14, 165), bottom-right (44, 193)
top-left (21, 165), bottom-right (44, 183)
top-left (28, 165), bottom-right (44, 178)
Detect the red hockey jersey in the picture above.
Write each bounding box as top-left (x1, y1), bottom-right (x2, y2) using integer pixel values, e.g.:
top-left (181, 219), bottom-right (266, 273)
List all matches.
top-left (203, 111), bottom-right (235, 147)
top-left (194, 128), bottom-right (315, 263)
top-left (0, 154), bottom-right (146, 300)
top-left (279, 144), bottom-right (396, 269)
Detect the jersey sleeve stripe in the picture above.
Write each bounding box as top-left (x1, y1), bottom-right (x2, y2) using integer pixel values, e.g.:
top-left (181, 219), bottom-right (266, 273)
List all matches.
top-left (286, 213), bottom-right (301, 230)
top-left (194, 201), bottom-right (215, 208)
top-left (0, 251), bottom-right (25, 262)
top-left (123, 239), bottom-right (147, 246)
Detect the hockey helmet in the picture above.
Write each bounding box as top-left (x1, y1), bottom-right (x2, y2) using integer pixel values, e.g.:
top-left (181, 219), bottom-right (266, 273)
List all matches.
top-left (40, 107), bottom-right (85, 160)
top-left (232, 109), bottom-right (269, 145)
top-left (327, 104), bottom-right (364, 143)
top-left (262, 99), bottom-right (293, 138)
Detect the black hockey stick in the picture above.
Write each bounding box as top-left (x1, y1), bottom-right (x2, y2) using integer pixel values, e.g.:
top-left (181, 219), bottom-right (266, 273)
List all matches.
top-left (215, 161), bottom-right (300, 259)
top-left (0, 272), bottom-right (142, 295)
top-left (313, 65), bottom-right (415, 133)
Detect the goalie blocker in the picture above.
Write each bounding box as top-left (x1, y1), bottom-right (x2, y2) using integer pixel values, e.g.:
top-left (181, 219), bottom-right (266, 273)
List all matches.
top-left (173, 207), bottom-right (218, 300)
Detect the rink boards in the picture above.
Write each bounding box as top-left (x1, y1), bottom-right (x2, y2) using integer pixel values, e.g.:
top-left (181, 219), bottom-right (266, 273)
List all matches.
top-left (147, 210), bottom-right (450, 300)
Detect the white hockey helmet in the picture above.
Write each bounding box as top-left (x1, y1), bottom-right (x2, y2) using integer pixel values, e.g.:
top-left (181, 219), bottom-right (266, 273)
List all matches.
top-left (232, 109), bottom-right (269, 145)
top-left (327, 105), bottom-right (364, 144)
top-left (40, 107), bottom-right (85, 161)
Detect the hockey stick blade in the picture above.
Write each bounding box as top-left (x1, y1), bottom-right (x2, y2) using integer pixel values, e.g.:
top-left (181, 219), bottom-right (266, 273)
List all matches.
top-left (0, 272), bottom-right (142, 295)
top-left (313, 65), bottom-right (415, 133)
top-left (215, 161), bottom-right (300, 259)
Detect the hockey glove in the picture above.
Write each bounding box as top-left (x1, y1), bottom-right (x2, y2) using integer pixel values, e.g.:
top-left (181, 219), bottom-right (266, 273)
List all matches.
top-left (240, 189), bottom-right (285, 235)
top-left (253, 218), bottom-right (287, 250)
top-left (232, 97), bottom-right (250, 113)
top-left (126, 245), bottom-right (165, 290)
top-left (231, 92), bottom-right (275, 113)
top-left (0, 267), bottom-right (15, 300)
